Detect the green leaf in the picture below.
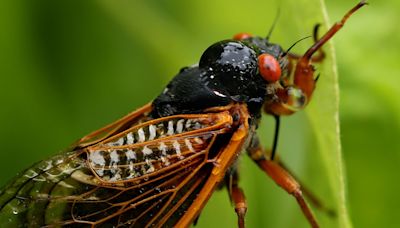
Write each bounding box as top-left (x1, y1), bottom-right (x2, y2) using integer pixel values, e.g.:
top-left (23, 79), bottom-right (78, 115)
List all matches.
top-left (305, 0), bottom-right (353, 227)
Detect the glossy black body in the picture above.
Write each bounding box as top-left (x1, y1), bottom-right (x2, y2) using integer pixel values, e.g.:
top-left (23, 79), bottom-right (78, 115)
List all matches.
top-left (151, 38), bottom-right (288, 118)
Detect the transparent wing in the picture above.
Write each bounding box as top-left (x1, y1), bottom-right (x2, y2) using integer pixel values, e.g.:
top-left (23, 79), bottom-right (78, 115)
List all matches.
top-left (0, 109), bottom-right (236, 227)
top-left (75, 103), bottom-right (153, 149)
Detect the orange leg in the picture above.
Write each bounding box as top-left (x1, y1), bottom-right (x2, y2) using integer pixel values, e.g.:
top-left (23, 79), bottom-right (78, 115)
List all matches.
top-left (247, 136), bottom-right (319, 228)
top-left (287, 24), bottom-right (326, 63)
top-left (280, 25), bottom-right (324, 88)
top-left (226, 171), bottom-right (247, 228)
top-left (278, 161), bottom-right (336, 217)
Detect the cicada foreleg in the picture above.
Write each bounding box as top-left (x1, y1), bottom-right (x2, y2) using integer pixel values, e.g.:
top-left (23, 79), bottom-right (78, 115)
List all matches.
top-left (280, 22), bottom-right (326, 89)
top-left (292, 0), bottom-right (367, 100)
top-left (265, 1), bottom-right (367, 117)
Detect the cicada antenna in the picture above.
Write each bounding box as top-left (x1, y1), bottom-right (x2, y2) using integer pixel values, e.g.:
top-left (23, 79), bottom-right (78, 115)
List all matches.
top-left (281, 36), bottom-right (312, 58)
top-left (266, 5), bottom-right (281, 40)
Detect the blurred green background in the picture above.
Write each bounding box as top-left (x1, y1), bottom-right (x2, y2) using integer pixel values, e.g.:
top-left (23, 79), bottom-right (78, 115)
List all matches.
top-left (0, 0), bottom-right (398, 227)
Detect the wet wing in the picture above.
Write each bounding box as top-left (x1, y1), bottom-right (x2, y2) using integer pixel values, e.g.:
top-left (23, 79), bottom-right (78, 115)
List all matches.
top-left (0, 111), bottom-right (234, 227)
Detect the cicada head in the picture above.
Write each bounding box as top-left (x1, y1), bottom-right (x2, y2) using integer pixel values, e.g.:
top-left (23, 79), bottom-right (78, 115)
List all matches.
top-left (198, 34), bottom-right (300, 117)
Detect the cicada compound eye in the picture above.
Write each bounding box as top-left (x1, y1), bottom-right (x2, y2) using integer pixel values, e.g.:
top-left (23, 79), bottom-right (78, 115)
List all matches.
top-left (258, 53), bottom-right (281, 82)
top-left (233, 32), bottom-right (252, 40)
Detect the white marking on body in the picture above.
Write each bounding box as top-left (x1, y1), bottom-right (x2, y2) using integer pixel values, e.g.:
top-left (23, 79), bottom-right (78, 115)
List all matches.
top-left (138, 128), bottom-right (145, 142)
top-left (128, 161), bottom-right (134, 172)
top-left (145, 159), bottom-right (155, 173)
top-left (115, 137), bottom-right (124, 146)
top-left (71, 170), bottom-right (98, 185)
top-left (194, 122), bottom-right (201, 129)
top-left (141, 164), bottom-right (148, 175)
top-left (167, 120), bottom-right (174, 135)
top-left (127, 161), bottom-right (135, 178)
top-left (185, 119), bottom-right (192, 129)
top-left (142, 146), bottom-right (153, 156)
top-left (53, 157), bottom-right (65, 165)
top-left (159, 142), bottom-right (167, 156)
top-left (157, 123), bottom-right (165, 138)
top-left (110, 150), bottom-right (119, 164)
top-left (40, 160), bottom-right (53, 172)
top-left (60, 163), bottom-right (83, 176)
top-left (110, 172), bottom-right (122, 181)
top-left (126, 149), bottom-right (137, 160)
top-left (126, 132), bottom-right (134, 144)
top-left (95, 168), bottom-right (104, 177)
top-left (159, 142), bottom-right (170, 166)
top-left (86, 196), bottom-right (100, 200)
top-left (89, 151), bottom-right (106, 166)
top-left (33, 175), bottom-right (46, 182)
top-left (173, 140), bottom-right (183, 159)
top-left (149, 124), bottom-right (156, 140)
top-left (41, 170), bottom-right (64, 182)
top-left (176, 119), bottom-right (184, 134)
top-left (146, 166), bottom-right (155, 173)
top-left (109, 150), bottom-right (119, 176)
top-left (41, 172), bottom-right (58, 181)
top-left (57, 181), bottom-right (75, 189)
top-left (160, 156), bottom-right (166, 163)
top-left (194, 137), bottom-right (203, 144)
top-left (40, 163), bottom-right (81, 183)
top-left (185, 139), bottom-right (194, 152)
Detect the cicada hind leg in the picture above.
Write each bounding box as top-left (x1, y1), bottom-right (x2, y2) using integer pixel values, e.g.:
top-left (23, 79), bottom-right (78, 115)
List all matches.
top-left (225, 170), bottom-right (247, 228)
top-left (247, 135), bottom-right (320, 228)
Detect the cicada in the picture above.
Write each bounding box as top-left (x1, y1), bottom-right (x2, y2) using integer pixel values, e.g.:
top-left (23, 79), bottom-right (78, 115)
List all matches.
top-left (0, 2), bottom-right (366, 227)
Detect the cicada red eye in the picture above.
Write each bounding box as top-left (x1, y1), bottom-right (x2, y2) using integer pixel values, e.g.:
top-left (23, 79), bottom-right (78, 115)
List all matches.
top-left (258, 53), bottom-right (281, 82)
top-left (233, 32), bottom-right (252, 40)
